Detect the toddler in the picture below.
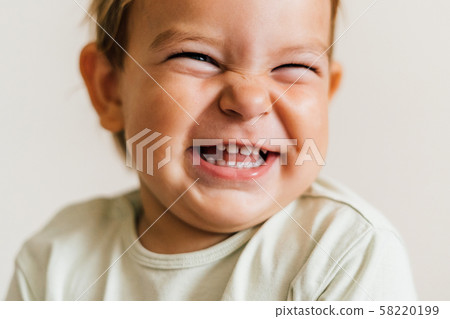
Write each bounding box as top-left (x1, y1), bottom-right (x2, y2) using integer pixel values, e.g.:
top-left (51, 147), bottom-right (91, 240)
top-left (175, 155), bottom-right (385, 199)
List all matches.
top-left (6, 0), bottom-right (417, 300)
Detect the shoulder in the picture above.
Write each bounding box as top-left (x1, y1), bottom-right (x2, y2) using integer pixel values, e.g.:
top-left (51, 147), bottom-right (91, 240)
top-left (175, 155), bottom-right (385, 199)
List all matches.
top-left (260, 175), bottom-right (403, 246)
top-left (23, 189), bottom-right (139, 248)
top-left (276, 176), bottom-right (416, 300)
top-left (249, 175), bottom-right (405, 255)
top-left (285, 174), bottom-right (410, 260)
top-left (300, 174), bottom-right (402, 238)
top-left (246, 174), bottom-right (406, 262)
top-left (232, 175), bottom-right (416, 300)
top-left (252, 174), bottom-right (411, 277)
top-left (13, 190), bottom-right (140, 284)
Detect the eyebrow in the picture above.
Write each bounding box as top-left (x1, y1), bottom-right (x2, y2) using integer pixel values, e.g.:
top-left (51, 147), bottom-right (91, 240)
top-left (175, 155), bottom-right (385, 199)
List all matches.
top-left (150, 28), bottom-right (330, 58)
top-left (150, 28), bottom-right (225, 52)
top-left (275, 42), bottom-right (330, 57)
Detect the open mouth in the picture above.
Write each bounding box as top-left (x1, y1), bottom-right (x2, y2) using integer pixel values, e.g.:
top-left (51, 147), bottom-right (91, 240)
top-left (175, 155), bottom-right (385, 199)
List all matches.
top-left (187, 142), bottom-right (279, 180)
top-left (198, 143), bottom-right (271, 169)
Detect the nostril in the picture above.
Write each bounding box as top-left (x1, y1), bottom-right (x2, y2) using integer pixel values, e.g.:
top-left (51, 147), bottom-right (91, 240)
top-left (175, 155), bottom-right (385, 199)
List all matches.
top-left (231, 109), bottom-right (242, 117)
top-left (222, 109), bottom-right (241, 117)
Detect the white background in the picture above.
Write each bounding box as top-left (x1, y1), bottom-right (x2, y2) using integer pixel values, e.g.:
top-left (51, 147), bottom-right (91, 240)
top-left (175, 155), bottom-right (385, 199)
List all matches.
top-left (1, 0), bottom-right (449, 300)
top-left (0, 302), bottom-right (449, 318)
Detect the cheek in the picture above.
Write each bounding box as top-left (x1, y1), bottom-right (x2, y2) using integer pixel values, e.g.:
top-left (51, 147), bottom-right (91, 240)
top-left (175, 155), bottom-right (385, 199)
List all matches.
top-left (277, 87), bottom-right (329, 146)
top-left (274, 86), bottom-right (329, 184)
top-left (121, 73), bottom-right (207, 138)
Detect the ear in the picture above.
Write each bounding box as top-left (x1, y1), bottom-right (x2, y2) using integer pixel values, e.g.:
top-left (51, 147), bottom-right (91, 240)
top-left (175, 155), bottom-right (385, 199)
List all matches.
top-left (328, 61), bottom-right (343, 100)
top-left (79, 43), bottom-right (124, 133)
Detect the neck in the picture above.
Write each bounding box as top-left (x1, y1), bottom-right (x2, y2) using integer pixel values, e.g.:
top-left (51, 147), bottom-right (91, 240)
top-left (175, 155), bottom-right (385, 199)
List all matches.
top-left (136, 183), bottom-right (232, 254)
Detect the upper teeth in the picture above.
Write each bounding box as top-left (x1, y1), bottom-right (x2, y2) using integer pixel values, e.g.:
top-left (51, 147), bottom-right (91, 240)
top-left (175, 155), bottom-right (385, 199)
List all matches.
top-left (202, 144), bottom-right (268, 169)
top-left (215, 157), bottom-right (265, 169)
top-left (217, 144), bottom-right (226, 151)
top-left (240, 146), bottom-right (252, 156)
top-left (221, 144), bottom-right (262, 156)
top-left (227, 144), bottom-right (239, 154)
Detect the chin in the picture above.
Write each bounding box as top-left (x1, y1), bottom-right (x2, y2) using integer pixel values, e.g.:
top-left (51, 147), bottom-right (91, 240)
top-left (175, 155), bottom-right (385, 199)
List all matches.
top-left (184, 197), bottom-right (276, 233)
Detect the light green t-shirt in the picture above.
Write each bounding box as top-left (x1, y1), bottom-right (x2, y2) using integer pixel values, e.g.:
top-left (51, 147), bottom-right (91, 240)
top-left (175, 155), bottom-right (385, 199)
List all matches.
top-left (5, 176), bottom-right (417, 300)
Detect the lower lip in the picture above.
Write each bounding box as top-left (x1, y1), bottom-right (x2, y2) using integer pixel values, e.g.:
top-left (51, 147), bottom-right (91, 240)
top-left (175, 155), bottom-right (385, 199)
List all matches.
top-left (188, 148), bottom-right (278, 181)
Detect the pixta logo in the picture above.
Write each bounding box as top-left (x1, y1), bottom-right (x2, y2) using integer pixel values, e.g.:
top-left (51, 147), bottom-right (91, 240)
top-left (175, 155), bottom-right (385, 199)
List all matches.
top-left (126, 129), bottom-right (172, 176)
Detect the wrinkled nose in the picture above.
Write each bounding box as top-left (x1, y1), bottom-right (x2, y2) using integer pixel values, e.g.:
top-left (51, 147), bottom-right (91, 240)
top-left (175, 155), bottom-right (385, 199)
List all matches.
top-left (218, 74), bottom-right (272, 122)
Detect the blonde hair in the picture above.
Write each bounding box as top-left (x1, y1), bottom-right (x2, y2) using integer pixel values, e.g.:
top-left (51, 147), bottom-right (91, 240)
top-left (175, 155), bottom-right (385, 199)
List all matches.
top-left (88, 0), bottom-right (340, 153)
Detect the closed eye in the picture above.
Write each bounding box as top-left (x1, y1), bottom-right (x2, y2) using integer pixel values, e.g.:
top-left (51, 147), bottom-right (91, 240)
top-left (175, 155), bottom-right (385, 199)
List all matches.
top-left (167, 51), bottom-right (220, 67)
top-left (273, 63), bottom-right (318, 73)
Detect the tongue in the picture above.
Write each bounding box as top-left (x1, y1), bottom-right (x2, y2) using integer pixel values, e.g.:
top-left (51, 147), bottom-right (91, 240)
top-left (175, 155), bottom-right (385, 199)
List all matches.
top-left (201, 146), bottom-right (260, 162)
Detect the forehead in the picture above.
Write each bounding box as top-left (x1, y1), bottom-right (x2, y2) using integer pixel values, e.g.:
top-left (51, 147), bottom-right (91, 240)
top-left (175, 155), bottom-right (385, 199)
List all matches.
top-left (128, 0), bottom-right (331, 55)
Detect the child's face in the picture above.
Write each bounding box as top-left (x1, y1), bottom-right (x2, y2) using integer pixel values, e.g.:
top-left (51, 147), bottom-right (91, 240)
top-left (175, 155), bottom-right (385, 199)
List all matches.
top-left (114, 0), bottom-right (341, 232)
